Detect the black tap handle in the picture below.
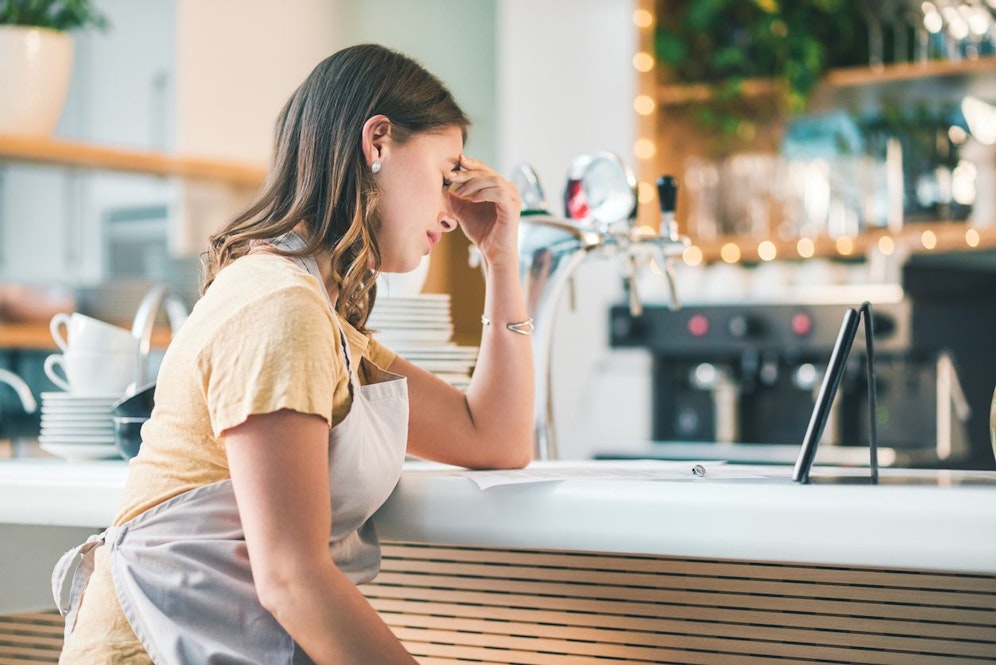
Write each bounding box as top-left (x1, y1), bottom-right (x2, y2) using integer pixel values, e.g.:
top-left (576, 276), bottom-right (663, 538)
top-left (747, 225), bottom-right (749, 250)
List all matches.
top-left (657, 175), bottom-right (678, 214)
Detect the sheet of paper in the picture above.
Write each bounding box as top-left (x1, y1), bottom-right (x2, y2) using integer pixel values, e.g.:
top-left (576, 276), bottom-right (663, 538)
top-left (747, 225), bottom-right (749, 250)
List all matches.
top-left (409, 459), bottom-right (777, 490)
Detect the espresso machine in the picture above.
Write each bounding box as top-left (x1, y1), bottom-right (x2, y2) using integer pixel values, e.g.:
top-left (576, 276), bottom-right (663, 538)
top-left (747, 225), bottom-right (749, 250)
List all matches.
top-left (609, 260), bottom-right (996, 470)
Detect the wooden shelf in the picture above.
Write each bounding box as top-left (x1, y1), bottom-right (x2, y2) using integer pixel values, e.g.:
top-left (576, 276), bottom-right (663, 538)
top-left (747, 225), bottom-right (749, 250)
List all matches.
top-left (0, 323), bottom-right (174, 351)
top-left (657, 56), bottom-right (996, 107)
top-left (0, 134), bottom-right (267, 188)
top-left (825, 56), bottom-right (996, 88)
top-left (657, 78), bottom-right (782, 106)
top-left (689, 221), bottom-right (996, 264)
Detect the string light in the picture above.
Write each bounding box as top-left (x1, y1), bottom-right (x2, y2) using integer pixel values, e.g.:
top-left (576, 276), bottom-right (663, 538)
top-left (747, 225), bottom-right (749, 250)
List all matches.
top-left (966, 228), bottom-right (980, 247)
top-left (797, 237), bottom-right (816, 258)
top-left (757, 240), bottom-right (777, 261)
top-left (634, 138), bottom-right (656, 160)
top-left (877, 235), bottom-right (895, 255)
top-left (921, 230), bottom-right (937, 250)
top-left (682, 245), bottom-right (703, 266)
top-left (632, 8), bottom-right (654, 28)
top-left (632, 52), bottom-right (655, 73)
top-left (633, 95), bottom-right (656, 115)
top-left (634, 4), bottom-right (657, 232)
top-left (836, 237), bottom-right (854, 255)
top-left (720, 242), bottom-right (741, 263)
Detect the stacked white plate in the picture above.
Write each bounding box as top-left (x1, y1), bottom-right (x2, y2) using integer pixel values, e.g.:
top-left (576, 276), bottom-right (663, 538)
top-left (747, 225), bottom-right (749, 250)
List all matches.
top-left (369, 293), bottom-right (476, 391)
top-left (38, 392), bottom-right (121, 462)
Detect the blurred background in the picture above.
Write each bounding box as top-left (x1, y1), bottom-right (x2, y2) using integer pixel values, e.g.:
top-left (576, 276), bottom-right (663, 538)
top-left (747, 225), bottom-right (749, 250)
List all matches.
top-left (2, 0), bottom-right (996, 468)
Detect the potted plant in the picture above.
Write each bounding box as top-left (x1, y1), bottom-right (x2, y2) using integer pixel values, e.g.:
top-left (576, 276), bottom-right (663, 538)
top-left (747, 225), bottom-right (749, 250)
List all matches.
top-left (0, 0), bottom-right (108, 136)
top-left (655, 0), bottom-right (868, 150)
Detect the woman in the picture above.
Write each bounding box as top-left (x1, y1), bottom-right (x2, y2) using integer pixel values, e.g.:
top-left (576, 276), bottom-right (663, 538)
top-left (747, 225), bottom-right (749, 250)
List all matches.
top-left (56, 43), bottom-right (533, 664)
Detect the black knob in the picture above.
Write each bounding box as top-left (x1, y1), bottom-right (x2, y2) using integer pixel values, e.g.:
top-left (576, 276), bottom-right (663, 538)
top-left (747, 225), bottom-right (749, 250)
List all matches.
top-left (657, 175), bottom-right (678, 214)
top-left (870, 311), bottom-right (896, 338)
top-left (728, 314), bottom-right (762, 339)
top-left (611, 310), bottom-right (639, 343)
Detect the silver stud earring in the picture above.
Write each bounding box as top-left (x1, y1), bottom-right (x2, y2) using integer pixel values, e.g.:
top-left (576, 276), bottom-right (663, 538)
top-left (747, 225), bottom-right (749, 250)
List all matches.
top-left (371, 160), bottom-right (382, 174)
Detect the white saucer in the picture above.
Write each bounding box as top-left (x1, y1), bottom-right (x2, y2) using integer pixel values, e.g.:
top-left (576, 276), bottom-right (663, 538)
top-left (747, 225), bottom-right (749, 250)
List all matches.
top-left (40, 442), bottom-right (121, 462)
top-left (392, 345), bottom-right (479, 359)
top-left (410, 360), bottom-right (475, 373)
top-left (41, 408), bottom-right (111, 421)
top-left (369, 314), bottom-right (453, 325)
top-left (41, 412), bottom-right (114, 423)
top-left (375, 330), bottom-right (453, 344)
top-left (374, 301), bottom-right (450, 313)
top-left (377, 293), bottom-right (449, 302)
top-left (41, 392), bottom-right (121, 402)
top-left (435, 372), bottom-right (474, 383)
top-left (40, 423), bottom-right (114, 434)
top-left (39, 433), bottom-right (117, 445)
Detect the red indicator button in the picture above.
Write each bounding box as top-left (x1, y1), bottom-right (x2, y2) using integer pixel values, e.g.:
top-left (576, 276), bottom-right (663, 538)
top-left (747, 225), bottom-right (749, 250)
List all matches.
top-left (791, 312), bottom-right (812, 336)
top-left (688, 314), bottom-right (709, 337)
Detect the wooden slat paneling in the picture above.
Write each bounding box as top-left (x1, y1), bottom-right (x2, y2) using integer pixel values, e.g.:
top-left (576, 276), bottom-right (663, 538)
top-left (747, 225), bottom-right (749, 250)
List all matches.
top-left (364, 543), bottom-right (996, 665)
top-left (5, 544), bottom-right (995, 664)
top-left (0, 612), bottom-right (63, 664)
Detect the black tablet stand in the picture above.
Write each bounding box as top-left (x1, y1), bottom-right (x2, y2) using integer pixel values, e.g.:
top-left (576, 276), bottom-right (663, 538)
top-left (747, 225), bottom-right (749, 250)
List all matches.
top-left (793, 302), bottom-right (880, 484)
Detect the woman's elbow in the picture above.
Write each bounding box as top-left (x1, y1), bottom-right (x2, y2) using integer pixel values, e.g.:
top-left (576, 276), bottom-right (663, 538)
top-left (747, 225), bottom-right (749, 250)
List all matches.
top-left (252, 557), bottom-right (321, 621)
top-left (504, 448), bottom-right (533, 470)
top-left (253, 566), bottom-right (296, 619)
top-left (490, 433), bottom-right (533, 469)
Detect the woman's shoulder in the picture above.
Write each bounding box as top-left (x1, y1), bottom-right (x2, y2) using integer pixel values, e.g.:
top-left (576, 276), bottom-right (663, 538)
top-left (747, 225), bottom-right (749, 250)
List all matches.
top-left (181, 253), bottom-right (333, 346)
top-left (206, 253), bottom-right (326, 308)
top-left (217, 251), bottom-right (314, 285)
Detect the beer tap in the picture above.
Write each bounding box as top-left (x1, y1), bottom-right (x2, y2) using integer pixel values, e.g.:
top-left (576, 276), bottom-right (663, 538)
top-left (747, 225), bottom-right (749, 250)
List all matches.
top-left (496, 158), bottom-right (689, 460)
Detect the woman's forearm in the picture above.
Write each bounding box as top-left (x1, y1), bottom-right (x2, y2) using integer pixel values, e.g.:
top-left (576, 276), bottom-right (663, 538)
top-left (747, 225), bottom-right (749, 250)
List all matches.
top-left (463, 256), bottom-right (534, 466)
top-left (259, 560), bottom-right (417, 665)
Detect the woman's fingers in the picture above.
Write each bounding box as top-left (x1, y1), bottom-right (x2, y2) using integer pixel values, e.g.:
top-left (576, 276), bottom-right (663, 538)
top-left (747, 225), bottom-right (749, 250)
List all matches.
top-left (448, 159), bottom-right (519, 215)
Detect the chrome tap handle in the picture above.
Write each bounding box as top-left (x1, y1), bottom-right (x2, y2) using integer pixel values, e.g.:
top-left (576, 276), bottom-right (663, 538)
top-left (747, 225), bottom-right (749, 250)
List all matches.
top-left (654, 175), bottom-right (684, 310)
top-left (626, 254), bottom-right (643, 317)
top-left (662, 250), bottom-right (681, 311)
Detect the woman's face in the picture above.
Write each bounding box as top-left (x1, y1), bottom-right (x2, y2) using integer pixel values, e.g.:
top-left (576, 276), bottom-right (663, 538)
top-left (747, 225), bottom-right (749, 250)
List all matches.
top-left (375, 125), bottom-right (463, 273)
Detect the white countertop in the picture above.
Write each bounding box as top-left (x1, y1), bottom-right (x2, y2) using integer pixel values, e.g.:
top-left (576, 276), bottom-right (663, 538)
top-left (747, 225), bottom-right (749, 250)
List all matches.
top-left (2, 457), bottom-right (995, 574)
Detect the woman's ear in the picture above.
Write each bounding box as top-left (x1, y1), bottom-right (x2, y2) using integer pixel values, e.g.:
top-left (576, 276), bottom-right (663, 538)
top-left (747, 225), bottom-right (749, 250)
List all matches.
top-left (361, 115), bottom-right (392, 168)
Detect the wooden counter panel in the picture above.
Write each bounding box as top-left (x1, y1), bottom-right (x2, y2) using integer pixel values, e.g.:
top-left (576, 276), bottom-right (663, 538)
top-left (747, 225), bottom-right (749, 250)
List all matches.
top-left (367, 542), bottom-right (996, 664)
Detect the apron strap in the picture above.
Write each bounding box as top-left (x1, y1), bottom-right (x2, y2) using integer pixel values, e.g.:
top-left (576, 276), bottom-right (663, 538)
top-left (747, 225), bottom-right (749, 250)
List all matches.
top-left (52, 530), bottom-right (110, 640)
top-left (267, 232), bottom-right (359, 382)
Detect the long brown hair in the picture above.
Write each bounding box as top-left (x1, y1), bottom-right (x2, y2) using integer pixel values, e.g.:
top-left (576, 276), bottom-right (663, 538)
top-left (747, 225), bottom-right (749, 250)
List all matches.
top-left (203, 44), bottom-right (469, 332)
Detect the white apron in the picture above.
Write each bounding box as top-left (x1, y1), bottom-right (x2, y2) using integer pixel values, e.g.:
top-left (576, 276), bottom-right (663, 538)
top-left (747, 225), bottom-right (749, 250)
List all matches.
top-left (53, 234), bottom-right (409, 664)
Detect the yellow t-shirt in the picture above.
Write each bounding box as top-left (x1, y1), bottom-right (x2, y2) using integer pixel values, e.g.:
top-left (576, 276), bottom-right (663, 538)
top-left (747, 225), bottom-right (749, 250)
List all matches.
top-left (59, 252), bottom-right (396, 664)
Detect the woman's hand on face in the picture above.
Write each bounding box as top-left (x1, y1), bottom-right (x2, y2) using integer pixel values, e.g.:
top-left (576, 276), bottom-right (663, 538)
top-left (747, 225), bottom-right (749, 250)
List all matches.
top-left (446, 155), bottom-right (521, 268)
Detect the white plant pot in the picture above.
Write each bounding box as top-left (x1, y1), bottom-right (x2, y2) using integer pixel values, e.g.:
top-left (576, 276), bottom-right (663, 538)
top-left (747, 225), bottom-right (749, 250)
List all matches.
top-left (0, 26), bottom-right (74, 136)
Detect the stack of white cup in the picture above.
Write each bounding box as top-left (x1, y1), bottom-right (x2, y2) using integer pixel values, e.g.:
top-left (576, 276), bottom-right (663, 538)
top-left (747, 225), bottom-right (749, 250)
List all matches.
top-left (45, 312), bottom-right (140, 397)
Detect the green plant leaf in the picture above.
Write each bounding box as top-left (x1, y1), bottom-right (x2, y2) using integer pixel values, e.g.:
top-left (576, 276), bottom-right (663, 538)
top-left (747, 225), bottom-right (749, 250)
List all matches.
top-left (0, 0), bottom-right (108, 31)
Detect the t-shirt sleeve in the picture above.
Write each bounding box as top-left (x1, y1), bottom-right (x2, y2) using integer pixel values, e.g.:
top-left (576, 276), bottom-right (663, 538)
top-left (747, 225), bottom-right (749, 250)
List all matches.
top-left (196, 284), bottom-right (341, 437)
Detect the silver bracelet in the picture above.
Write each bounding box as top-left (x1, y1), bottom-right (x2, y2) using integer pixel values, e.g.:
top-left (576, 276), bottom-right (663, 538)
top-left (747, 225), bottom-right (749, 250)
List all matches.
top-left (481, 315), bottom-right (535, 336)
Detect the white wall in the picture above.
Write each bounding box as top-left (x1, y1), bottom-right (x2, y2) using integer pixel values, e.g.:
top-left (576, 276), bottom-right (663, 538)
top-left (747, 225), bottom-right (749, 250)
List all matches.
top-left (497, 0), bottom-right (653, 460)
top-left (174, 0), bottom-right (497, 165)
top-left (497, 0), bottom-right (637, 190)
top-left (174, 0), bottom-right (340, 163)
top-left (333, 0), bottom-right (497, 165)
